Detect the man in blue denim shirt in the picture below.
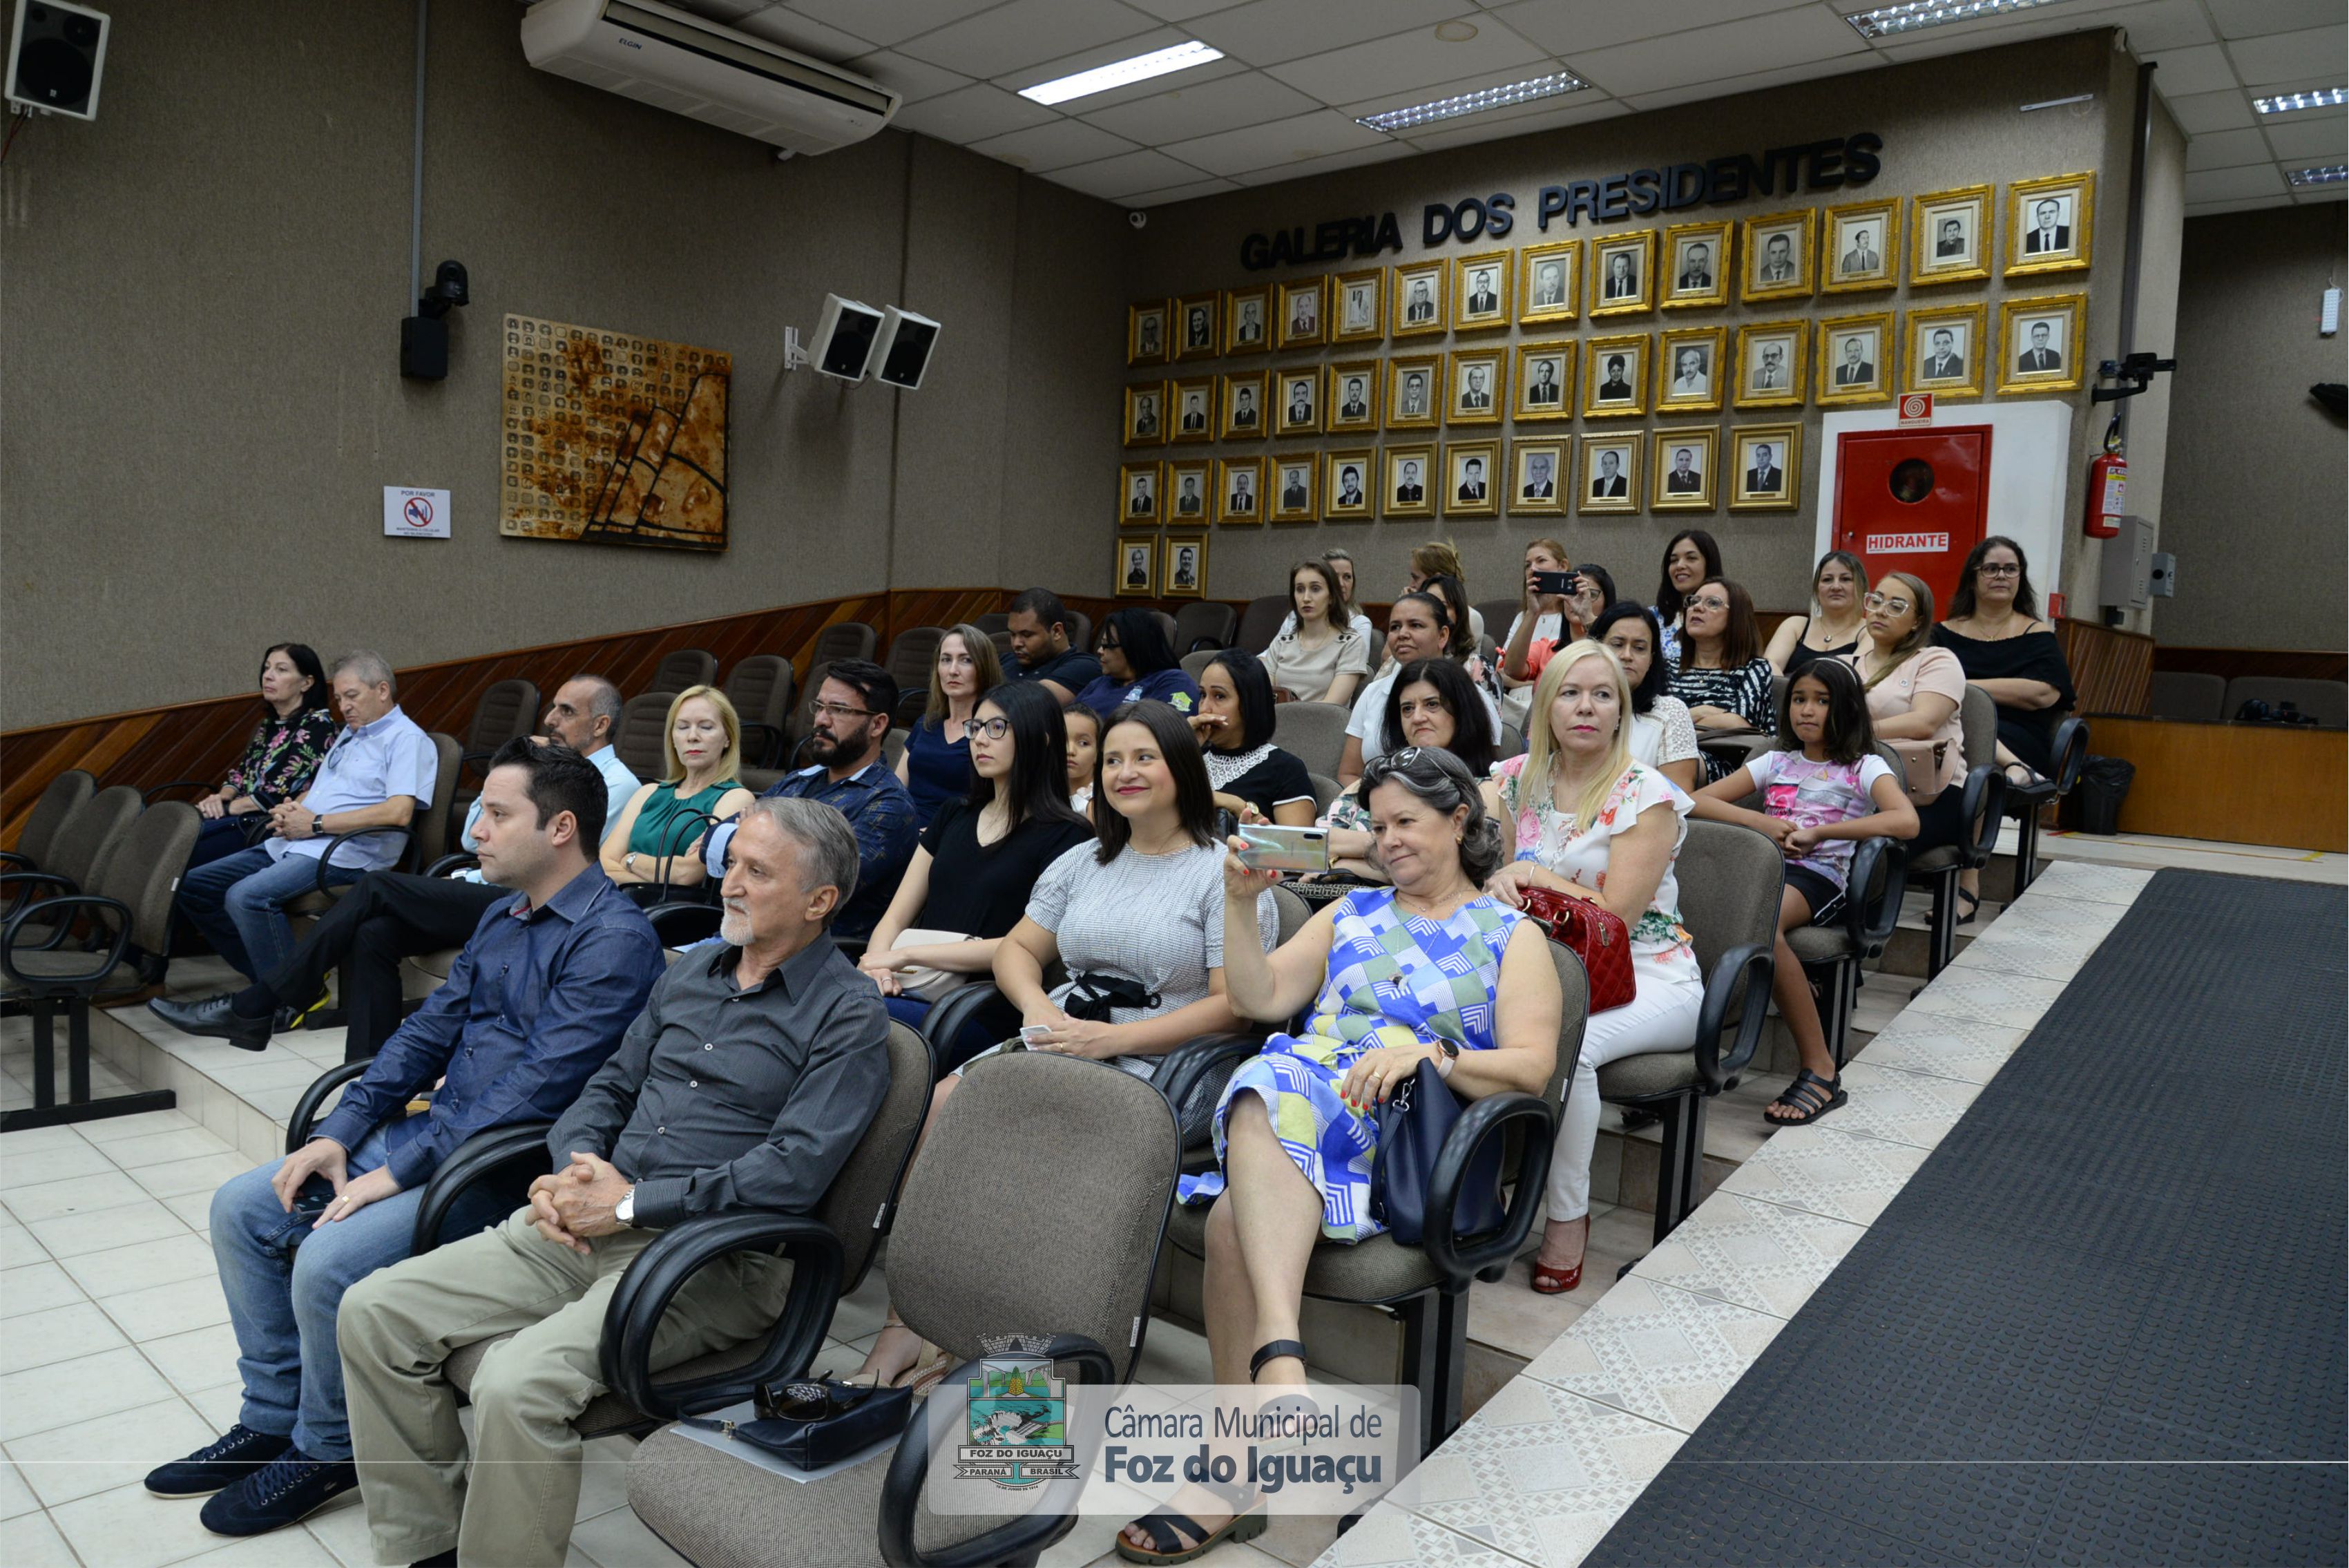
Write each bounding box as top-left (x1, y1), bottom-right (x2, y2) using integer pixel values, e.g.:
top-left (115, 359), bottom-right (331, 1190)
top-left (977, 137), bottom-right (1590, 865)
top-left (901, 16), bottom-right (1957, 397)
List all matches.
top-left (144, 741), bottom-right (664, 1540)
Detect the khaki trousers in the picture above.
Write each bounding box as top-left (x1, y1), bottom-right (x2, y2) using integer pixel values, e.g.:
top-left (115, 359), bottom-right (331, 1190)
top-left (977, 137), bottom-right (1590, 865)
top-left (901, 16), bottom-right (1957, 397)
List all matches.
top-left (338, 1206), bottom-right (789, 1568)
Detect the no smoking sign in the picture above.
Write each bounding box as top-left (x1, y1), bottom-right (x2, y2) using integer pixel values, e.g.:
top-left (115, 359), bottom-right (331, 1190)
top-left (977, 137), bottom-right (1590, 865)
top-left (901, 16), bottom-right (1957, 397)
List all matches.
top-left (383, 486), bottom-right (452, 539)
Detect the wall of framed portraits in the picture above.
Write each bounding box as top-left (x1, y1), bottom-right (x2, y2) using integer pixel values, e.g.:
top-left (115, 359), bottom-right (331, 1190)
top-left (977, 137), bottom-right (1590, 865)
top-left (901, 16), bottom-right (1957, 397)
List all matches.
top-left (1118, 28), bottom-right (2175, 623)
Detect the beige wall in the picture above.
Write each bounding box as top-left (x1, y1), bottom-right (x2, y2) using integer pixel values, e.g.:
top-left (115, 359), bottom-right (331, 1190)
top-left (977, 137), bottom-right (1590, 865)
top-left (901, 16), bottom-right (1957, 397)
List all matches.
top-left (0, 0), bottom-right (1122, 728)
top-left (2158, 203), bottom-right (2349, 650)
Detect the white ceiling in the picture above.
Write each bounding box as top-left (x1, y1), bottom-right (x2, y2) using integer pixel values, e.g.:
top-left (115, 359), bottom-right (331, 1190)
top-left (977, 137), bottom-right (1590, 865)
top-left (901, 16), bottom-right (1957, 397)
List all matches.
top-left (669, 0), bottom-right (2347, 215)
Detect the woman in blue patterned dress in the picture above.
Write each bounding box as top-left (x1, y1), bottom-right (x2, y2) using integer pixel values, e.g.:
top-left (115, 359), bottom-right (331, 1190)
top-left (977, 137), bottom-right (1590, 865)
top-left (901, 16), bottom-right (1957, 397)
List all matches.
top-left (1118, 747), bottom-right (1560, 1565)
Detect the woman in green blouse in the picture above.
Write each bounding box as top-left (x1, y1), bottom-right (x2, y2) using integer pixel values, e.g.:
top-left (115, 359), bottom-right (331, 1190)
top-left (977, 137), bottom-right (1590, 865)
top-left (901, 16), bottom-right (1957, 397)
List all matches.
top-left (600, 685), bottom-right (753, 891)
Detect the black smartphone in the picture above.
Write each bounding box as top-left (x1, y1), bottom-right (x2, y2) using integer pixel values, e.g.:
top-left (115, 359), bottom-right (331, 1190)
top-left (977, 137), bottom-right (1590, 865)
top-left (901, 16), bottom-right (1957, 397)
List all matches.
top-left (1532, 570), bottom-right (1580, 596)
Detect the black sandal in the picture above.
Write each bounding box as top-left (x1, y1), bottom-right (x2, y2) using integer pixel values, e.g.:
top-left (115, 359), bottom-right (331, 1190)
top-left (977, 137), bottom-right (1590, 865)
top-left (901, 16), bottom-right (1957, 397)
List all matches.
top-left (1766, 1068), bottom-right (1846, 1126)
top-left (1117, 1475), bottom-right (1265, 1563)
top-left (1956, 888), bottom-right (1981, 926)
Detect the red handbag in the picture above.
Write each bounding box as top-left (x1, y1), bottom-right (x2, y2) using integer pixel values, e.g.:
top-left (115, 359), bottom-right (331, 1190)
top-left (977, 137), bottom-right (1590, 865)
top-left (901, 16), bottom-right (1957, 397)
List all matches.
top-left (1517, 886), bottom-right (1636, 1013)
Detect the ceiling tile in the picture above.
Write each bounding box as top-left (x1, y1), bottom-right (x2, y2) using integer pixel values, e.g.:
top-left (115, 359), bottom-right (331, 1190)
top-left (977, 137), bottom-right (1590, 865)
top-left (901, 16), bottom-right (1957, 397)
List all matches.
top-left (1400, 93), bottom-right (1632, 151)
top-left (1079, 69), bottom-right (1321, 142)
top-left (787, 0), bottom-right (1000, 49)
top-left (1866, 2), bottom-right (2133, 59)
top-left (2104, 0), bottom-right (2212, 52)
top-left (2183, 193), bottom-right (2294, 213)
top-left (1188, 0), bottom-right (1476, 68)
top-left (2225, 25), bottom-right (2349, 88)
top-left (2202, 0), bottom-right (2347, 41)
top-left (2183, 162), bottom-right (2290, 200)
top-left (968, 117), bottom-right (1142, 171)
top-left (1121, 174), bottom-right (1246, 205)
top-left (2293, 186), bottom-right (2348, 202)
top-left (1493, 0), bottom-right (1821, 59)
top-left (1159, 108), bottom-right (1393, 177)
top-left (1565, 6), bottom-right (1868, 98)
top-left (1046, 146), bottom-right (1216, 199)
top-left (1263, 23), bottom-right (1549, 104)
top-left (1124, 0), bottom-right (1249, 19)
top-left (731, 5), bottom-right (876, 55)
top-left (1622, 48), bottom-right (1877, 111)
top-left (846, 48), bottom-right (976, 102)
top-left (2184, 125), bottom-right (2275, 168)
top-left (1227, 140), bottom-right (1421, 186)
top-left (889, 82), bottom-right (1065, 141)
top-left (2136, 43), bottom-right (2240, 97)
top-left (2160, 87), bottom-right (2256, 134)
top-left (893, 0), bottom-right (1159, 79)
top-left (2265, 113), bottom-right (2348, 161)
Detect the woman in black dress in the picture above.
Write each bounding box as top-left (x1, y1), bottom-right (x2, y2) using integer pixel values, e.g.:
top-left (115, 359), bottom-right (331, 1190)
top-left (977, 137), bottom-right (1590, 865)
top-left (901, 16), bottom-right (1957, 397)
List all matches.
top-left (1191, 649), bottom-right (1316, 825)
top-left (1930, 535), bottom-right (2075, 781)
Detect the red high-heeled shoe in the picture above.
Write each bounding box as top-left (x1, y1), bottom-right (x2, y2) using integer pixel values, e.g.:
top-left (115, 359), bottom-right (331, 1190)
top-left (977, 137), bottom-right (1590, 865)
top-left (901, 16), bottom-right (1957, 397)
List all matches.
top-left (1530, 1259), bottom-right (1581, 1294)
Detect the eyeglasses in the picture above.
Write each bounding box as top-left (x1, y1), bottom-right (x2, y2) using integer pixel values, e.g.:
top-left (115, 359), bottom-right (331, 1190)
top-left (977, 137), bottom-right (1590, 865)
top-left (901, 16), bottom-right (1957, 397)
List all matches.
top-left (970, 716), bottom-right (1011, 740)
top-left (1864, 593), bottom-right (1912, 614)
top-left (1687, 596), bottom-right (1730, 614)
top-left (1397, 697), bottom-right (1451, 718)
top-left (1978, 562), bottom-right (2022, 577)
top-left (811, 701), bottom-right (876, 721)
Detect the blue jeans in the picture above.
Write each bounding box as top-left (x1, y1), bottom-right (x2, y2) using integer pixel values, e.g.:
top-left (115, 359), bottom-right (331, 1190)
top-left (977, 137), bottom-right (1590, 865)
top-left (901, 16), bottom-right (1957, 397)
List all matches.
top-left (211, 1122), bottom-right (508, 1460)
top-left (178, 844), bottom-right (358, 982)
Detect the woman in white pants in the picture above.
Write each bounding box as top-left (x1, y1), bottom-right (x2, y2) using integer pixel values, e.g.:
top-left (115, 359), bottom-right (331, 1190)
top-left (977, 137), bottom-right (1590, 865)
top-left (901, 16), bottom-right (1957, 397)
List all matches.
top-left (1483, 642), bottom-right (1704, 1294)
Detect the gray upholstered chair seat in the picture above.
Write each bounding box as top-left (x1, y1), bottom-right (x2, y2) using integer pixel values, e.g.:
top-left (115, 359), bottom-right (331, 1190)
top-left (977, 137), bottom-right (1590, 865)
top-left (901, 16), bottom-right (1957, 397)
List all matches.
top-left (1906, 845), bottom-right (1960, 874)
top-left (1787, 925), bottom-right (1857, 964)
top-left (412, 947), bottom-right (461, 982)
top-left (1164, 1187), bottom-right (1450, 1303)
top-left (1595, 1048), bottom-right (1702, 1099)
top-left (443, 1332), bottom-right (766, 1440)
top-left (2, 948), bottom-right (125, 983)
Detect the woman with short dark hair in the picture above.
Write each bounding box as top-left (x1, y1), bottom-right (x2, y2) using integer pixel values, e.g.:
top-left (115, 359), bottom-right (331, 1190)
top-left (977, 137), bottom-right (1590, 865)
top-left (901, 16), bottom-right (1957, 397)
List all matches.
top-left (1075, 609), bottom-right (1202, 720)
top-left (1296, 659), bottom-right (1496, 886)
top-left (1191, 649), bottom-right (1316, 825)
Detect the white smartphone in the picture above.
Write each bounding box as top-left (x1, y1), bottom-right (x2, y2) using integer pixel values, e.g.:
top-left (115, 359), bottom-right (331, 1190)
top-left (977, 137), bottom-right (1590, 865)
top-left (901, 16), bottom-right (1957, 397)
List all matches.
top-left (1019, 1023), bottom-right (1055, 1044)
top-left (1237, 823), bottom-right (1332, 874)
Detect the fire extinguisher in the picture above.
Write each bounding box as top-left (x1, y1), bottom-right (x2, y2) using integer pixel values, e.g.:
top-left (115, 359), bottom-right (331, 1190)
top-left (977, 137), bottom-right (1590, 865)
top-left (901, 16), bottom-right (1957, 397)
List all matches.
top-left (2083, 414), bottom-right (2125, 539)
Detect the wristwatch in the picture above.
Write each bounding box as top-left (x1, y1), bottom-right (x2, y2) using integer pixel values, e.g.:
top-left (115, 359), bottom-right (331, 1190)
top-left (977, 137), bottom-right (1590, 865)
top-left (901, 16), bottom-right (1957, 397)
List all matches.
top-left (311, 813), bottom-right (325, 837)
top-left (615, 1186), bottom-right (636, 1227)
top-left (1433, 1038), bottom-right (1459, 1078)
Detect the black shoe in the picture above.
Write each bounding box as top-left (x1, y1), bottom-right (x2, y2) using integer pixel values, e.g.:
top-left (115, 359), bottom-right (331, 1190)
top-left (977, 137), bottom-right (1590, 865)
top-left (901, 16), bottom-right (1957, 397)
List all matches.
top-left (412, 1553), bottom-right (457, 1567)
top-left (144, 1424), bottom-right (292, 1497)
top-left (148, 994), bottom-right (274, 1051)
top-left (198, 1449), bottom-right (358, 1536)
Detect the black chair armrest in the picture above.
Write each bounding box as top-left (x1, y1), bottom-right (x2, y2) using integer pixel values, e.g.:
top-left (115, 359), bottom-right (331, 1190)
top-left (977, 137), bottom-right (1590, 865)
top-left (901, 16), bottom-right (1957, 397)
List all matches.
top-left (921, 983), bottom-right (1008, 1078)
top-left (143, 779), bottom-right (213, 805)
top-left (1422, 1091), bottom-right (1555, 1285)
top-left (0, 851), bottom-right (30, 870)
top-left (1839, 836), bottom-right (1907, 954)
top-left (458, 750), bottom-right (498, 781)
top-left (311, 827), bottom-right (415, 895)
top-left (1694, 941), bottom-right (1774, 1089)
top-left (1, 869), bottom-right (78, 896)
top-left (410, 1120), bottom-right (555, 1253)
top-left (2, 895), bottom-right (131, 988)
top-left (1959, 765), bottom-right (2006, 866)
top-left (2050, 716), bottom-right (2089, 795)
top-left (1148, 1032), bottom-right (1265, 1147)
top-left (646, 902), bottom-right (725, 948)
top-left (652, 809), bottom-right (725, 890)
top-left (740, 723), bottom-right (787, 769)
top-left (1, 871), bottom-right (86, 940)
top-left (423, 852), bottom-right (480, 879)
top-left (286, 1060), bottom-right (375, 1152)
top-left (600, 1212), bottom-right (845, 1422)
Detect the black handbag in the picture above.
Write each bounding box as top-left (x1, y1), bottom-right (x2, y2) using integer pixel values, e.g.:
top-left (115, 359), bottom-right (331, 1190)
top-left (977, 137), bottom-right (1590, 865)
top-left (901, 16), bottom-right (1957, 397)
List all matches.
top-left (1368, 1058), bottom-right (1506, 1247)
top-left (682, 1378), bottom-right (912, 1471)
top-left (1063, 971), bottom-right (1158, 1022)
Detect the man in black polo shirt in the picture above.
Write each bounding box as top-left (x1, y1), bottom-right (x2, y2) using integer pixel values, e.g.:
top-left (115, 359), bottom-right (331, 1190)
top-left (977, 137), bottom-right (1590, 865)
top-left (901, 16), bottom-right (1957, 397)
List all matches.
top-left (1002, 586), bottom-right (1100, 704)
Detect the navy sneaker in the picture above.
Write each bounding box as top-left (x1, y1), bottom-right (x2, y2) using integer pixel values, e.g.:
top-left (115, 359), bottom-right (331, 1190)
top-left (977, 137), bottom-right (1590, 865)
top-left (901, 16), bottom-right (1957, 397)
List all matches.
top-left (198, 1449), bottom-right (358, 1536)
top-left (144, 1424), bottom-right (291, 1497)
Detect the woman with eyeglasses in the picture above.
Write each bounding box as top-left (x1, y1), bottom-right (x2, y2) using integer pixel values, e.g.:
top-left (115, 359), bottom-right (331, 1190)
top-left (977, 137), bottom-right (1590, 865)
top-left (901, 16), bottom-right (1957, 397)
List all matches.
top-left (1930, 536), bottom-right (2075, 785)
top-left (1505, 564), bottom-right (1621, 686)
top-left (1667, 577), bottom-right (1776, 781)
top-left (1652, 529), bottom-right (1723, 669)
top-left (1074, 608), bottom-right (1201, 722)
top-left (1845, 572), bottom-right (1980, 906)
top-left (1765, 551), bottom-right (1868, 675)
top-left (895, 623), bottom-right (1002, 832)
top-left (1190, 649), bottom-right (1318, 825)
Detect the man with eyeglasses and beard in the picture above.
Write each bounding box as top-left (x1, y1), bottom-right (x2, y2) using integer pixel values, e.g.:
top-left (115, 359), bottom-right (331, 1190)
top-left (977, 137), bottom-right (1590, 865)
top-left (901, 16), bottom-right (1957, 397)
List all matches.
top-left (698, 658), bottom-right (916, 941)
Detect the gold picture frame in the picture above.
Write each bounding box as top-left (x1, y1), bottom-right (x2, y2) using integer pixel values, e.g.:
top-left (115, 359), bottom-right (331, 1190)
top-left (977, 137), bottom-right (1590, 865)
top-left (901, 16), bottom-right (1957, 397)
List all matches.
top-left (1127, 300), bottom-right (1169, 365)
top-left (1996, 291), bottom-right (2088, 394)
top-left (1164, 457), bottom-right (1213, 523)
top-left (1277, 276), bottom-right (1327, 349)
top-left (1169, 376), bottom-right (1216, 442)
top-left (1446, 347), bottom-right (1505, 427)
top-left (1391, 259), bottom-right (1448, 338)
top-left (1519, 240), bottom-right (1580, 325)
top-left (1584, 332), bottom-right (1649, 419)
top-left (1162, 535), bottom-right (1207, 599)
top-left (1274, 367), bottom-right (1321, 437)
top-left (1905, 301), bottom-right (1987, 400)
top-left (1590, 229), bottom-right (1657, 317)
top-left (1816, 312), bottom-right (1894, 406)
top-left (1578, 432), bottom-right (1642, 515)
top-left (1215, 457), bottom-right (1264, 524)
top-left (1910, 185), bottom-right (1991, 286)
top-left (1173, 293), bottom-right (1220, 361)
top-left (1219, 370), bottom-right (1267, 440)
top-left (1513, 339), bottom-right (1575, 422)
top-left (1124, 380), bottom-right (1168, 446)
top-left (1823, 198), bottom-right (1900, 294)
top-left (1323, 449), bottom-right (1375, 520)
top-left (1331, 269), bottom-right (1385, 344)
top-left (1269, 454), bottom-right (1320, 524)
top-left (1729, 423), bottom-right (1800, 512)
top-left (1733, 321), bottom-right (1808, 410)
top-left (1383, 443), bottom-right (1435, 519)
top-left (1325, 361), bottom-right (1381, 434)
top-left (1651, 426), bottom-right (1720, 512)
top-left (1741, 209), bottom-right (1815, 303)
top-left (2005, 172), bottom-right (2093, 278)
top-left (1508, 437), bottom-right (1569, 517)
top-left (1661, 220), bottom-right (1732, 311)
top-left (1443, 440), bottom-right (1500, 518)
top-left (1115, 537), bottom-right (1155, 597)
top-left (1657, 325), bottom-right (1727, 414)
top-left (1120, 461), bottom-right (1162, 526)
top-left (1384, 354), bottom-right (1442, 431)
top-left (1223, 285), bottom-right (1271, 355)
top-left (1451, 249), bottom-right (1513, 332)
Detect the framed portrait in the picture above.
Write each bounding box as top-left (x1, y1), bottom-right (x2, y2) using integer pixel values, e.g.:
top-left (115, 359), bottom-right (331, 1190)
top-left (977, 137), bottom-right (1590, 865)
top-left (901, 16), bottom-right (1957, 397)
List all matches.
top-left (1332, 268), bottom-right (1384, 344)
top-left (1906, 303), bottom-right (1986, 399)
top-left (1325, 360), bottom-right (1381, 433)
top-left (1119, 461), bottom-right (1162, 526)
top-left (1910, 185), bottom-right (1991, 286)
top-left (1509, 437), bottom-right (1569, 516)
top-left (1443, 441), bottom-right (1499, 518)
top-left (1451, 250), bottom-right (1513, 332)
top-left (1734, 321), bottom-right (1807, 410)
top-left (1162, 535), bottom-right (1207, 600)
top-left (1997, 292), bottom-right (2087, 394)
top-left (1651, 427), bottom-right (1719, 512)
top-left (1274, 368), bottom-right (1321, 437)
top-left (1815, 312), bottom-right (1894, 407)
top-left (1269, 455), bottom-right (1319, 523)
top-left (1116, 537), bottom-right (1155, 597)
top-left (1127, 300), bottom-right (1169, 365)
top-left (1219, 370), bottom-right (1267, 439)
top-left (1278, 276), bottom-right (1327, 349)
top-left (1740, 209), bottom-right (1815, 303)
top-left (1823, 198), bottom-right (1899, 294)
top-left (1519, 240), bottom-right (1580, 325)
top-left (2006, 173), bottom-right (2093, 278)
top-left (1383, 443), bottom-right (1435, 520)
top-left (1578, 432), bottom-right (1642, 515)
top-left (1590, 229), bottom-right (1656, 317)
top-left (1583, 332), bottom-right (1649, 419)
top-left (1323, 449), bottom-right (1375, 520)
top-left (1169, 376), bottom-right (1216, 442)
top-left (1215, 457), bottom-right (1264, 524)
top-left (1728, 423), bottom-right (1800, 512)
top-left (1662, 220), bottom-right (1732, 311)
top-left (1223, 286), bottom-right (1271, 355)
top-left (1513, 339), bottom-right (1575, 422)
top-left (1390, 259), bottom-right (1448, 338)
top-left (1384, 354), bottom-right (1442, 431)
top-left (1173, 293), bottom-right (1220, 361)
top-left (1446, 347), bottom-right (1505, 427)
top-left (1657, 326), bottom-right (1727, 414)
top-left (1164, 457), bottom-right (1213, 523)
top-left (1124, 381), bottom-right (1167, 446)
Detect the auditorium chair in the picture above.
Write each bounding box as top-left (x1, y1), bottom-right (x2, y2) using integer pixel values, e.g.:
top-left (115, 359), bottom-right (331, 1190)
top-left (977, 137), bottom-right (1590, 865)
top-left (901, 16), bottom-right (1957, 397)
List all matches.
top-left (1061, 608), bottom-right (1092, 656)
top-left (1475, 598), bottom-right (1518, 641)
top-left (642, 649), bottom-right (717, 699)
top-left (722, 656), bottom-right (796, 769)
top-left (1179, 648), bottom-right (1218, 682)
top-left (614, 694), bottom-right (673, 783)
top-left (883, 627), bottom-right (946, 727)
top-left (625, 1050), bottom-right (1178, 1568)
top-left (2223, 676), bottom-right (2347, 730)
top-left (1234, 593), bottom-right (1289, 653)
top-left (1269, 700), bottom-right (1350, 778)
top-left (1907, 686), bottom-right (2007, 977)
top-left (1173, 601), bottom-right (1236, 653)
top-left (1307, 772), bottom-right (1343, 816)
top-left (2002, 711), bottom-right (2088, 895)
top-left (1, 785), bottom-right (139, 925)
top-left (2147, 671), bottom-right (2225, 724)
top-left (456, 678), bottom-right (540, 791)
top-left (1, 801), bottom-right (196, 1130)
top-left (0, 769), bottom-right (95, 883)
top-left (1147, 609), bottom-right (1180, 652)
top-left (1595, 819), bottom-right (1781, 1247)
top-left (1497, 722), bottom-right (1526, 760)
top-left (285, 734), bottom-right (463, 931)
top-left (808, 620), bottom-right (878, 669)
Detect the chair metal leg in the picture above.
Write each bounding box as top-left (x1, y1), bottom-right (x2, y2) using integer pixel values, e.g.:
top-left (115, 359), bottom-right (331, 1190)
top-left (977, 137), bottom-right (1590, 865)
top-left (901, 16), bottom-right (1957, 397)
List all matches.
top-left (1926, 870), bottom-right (1958, 978)
top-left (1427, 1288), bottom-right (1470, 1450)
top-left (0, 995), bottom-right (175, 1132)
top-left (1395, 1294), bottom-right (1442, 1458)
top-left (68, 1000), bottom-right (91, 1104)
top-left (1822, 960), bottom-right (1858, 1070)
top-left (1650, 1096), bottom-right (1701, 1247)
top-left (2012, 804), bottom-right (2044, 895)
top-left (30, 999), bottom-right (56, 1109)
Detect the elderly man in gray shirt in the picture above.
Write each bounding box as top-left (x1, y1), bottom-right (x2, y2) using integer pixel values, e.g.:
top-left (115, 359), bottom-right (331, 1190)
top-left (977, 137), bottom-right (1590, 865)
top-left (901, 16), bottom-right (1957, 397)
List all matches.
top-left (336, 797), bottom-right (890, 1568)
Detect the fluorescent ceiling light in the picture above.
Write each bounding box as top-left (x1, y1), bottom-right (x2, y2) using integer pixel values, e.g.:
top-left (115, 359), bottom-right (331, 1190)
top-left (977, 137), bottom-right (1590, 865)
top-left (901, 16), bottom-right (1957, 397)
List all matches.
top-left (1845, 0), bottom-right (2069, 40)
top-left (1357, 70), bottom-right (1589, 135)
top-left (2256, 87), bottom-right (2348, 115)
top-left (1017, 41), bottom-right (1221, 106)
top-left (2287, 164), bottom-right (2347, 187)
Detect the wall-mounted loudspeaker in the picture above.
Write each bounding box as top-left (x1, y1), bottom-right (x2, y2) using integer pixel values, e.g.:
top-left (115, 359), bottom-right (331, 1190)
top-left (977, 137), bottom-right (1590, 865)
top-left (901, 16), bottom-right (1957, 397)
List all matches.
top-left (873, 307), bottom-right (941, 391)
top-left (6, 0), bottom-right (108, 120)
top-left (809, 294), bottom-right (887, 382)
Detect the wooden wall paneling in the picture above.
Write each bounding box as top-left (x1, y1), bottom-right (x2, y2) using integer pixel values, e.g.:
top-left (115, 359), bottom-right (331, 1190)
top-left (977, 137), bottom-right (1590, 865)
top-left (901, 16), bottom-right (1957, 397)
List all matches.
top-left (2087, 716), bottom-right (2347, 852)
top-left (2059, 616), bottom-right (2154, 717)
top-left (2149, 646), bottom-right (2349, 685)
